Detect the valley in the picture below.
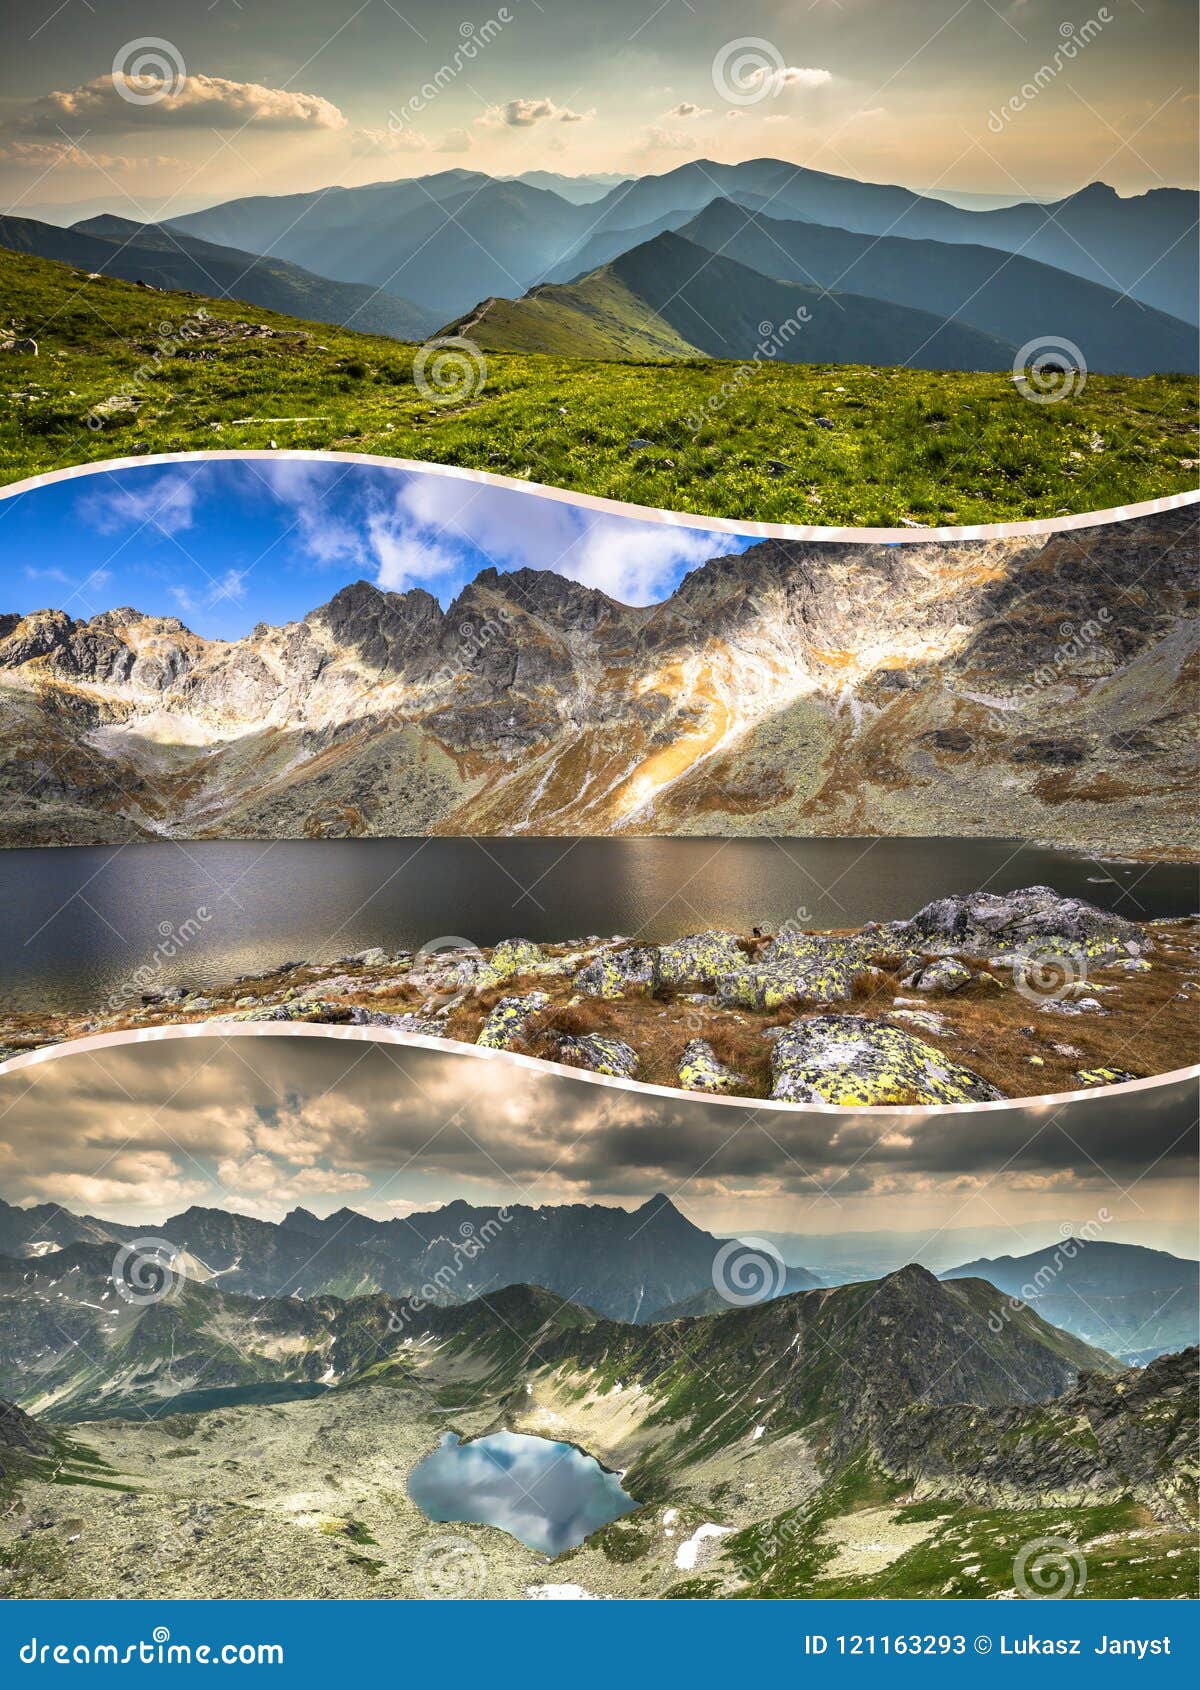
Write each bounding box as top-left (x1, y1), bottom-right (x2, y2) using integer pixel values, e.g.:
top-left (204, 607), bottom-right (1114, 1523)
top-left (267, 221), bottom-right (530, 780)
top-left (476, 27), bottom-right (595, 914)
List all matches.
top-left (0, 1264), bottom-right (1194, 1602)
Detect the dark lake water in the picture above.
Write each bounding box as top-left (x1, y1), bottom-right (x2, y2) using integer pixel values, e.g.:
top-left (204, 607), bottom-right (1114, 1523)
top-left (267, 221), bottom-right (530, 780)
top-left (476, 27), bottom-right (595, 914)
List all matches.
top-left (0, 836), bottom-right (1194, 1013)
top-left (407, 1430), bottom-right (636, 1556)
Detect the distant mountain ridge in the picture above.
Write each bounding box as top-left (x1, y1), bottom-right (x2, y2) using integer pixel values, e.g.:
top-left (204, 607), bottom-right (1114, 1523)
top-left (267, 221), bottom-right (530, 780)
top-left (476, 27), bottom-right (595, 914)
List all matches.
top-left (0, 1192), bottom-right (783, 1323)
top-left (942, 1238), bottom-right (1199, 1364)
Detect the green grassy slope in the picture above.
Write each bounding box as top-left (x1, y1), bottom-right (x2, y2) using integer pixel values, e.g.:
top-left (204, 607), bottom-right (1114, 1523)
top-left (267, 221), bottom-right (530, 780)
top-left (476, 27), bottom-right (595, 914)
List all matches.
top-left (0, 246), bottom-right (1195, 526)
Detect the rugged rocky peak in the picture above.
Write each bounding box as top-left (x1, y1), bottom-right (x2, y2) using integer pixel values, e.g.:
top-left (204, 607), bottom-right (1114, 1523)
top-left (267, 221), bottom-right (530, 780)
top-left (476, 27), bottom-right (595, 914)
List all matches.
top-left (306, 578), bottom-right (443, 671)
top-left (0, 607), bottom-right (75, 667)
top-left (279, 1206), bottom-right (322, 1235)
top-left (459, 566), bottom-right (620, 631)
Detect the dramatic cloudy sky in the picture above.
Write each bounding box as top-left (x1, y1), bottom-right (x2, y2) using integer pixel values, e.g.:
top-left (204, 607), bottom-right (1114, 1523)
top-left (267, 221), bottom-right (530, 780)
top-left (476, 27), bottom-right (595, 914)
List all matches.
top-left (0, 1031), bottom-right (1194, 1250)
top-left (1, 458), bottom-right (748, 635)
top-left (0, 0), bottom-right (1194, 221)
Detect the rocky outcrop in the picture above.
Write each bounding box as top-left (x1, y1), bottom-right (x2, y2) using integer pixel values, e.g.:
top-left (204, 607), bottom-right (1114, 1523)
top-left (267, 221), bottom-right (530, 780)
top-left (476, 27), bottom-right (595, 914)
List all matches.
top-left (769, 1015), bottom-right (1005, 1105)
top-left (876, 1347), bottom-right (1198, 1522)
top-left (892, 886), bottom-right (1146, 960)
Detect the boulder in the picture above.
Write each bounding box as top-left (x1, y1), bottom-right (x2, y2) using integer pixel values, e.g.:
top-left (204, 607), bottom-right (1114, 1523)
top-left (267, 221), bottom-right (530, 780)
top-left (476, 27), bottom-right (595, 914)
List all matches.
top-left (486, 938), bottom-right (544, 982)
top-left (1073, 1067), bottom-right (1138, 1088)
top-left (554, 1033), bottom-right (639, 1080)
top-left (901, 957), bottom-right (972, 994)
top-left (769, 1015), bottom-right (1004, 1106)
top-left (678, 1039), bottom-right (745, 1095)
top-left (893, 886), bottom-right (1145, 960)
top-left (476, 992), bottom-right (550, 1050)
top-left (573, 945), bottom-right (657, 998)
top-left (715, 932), bottom-right (868, 1010)
top-left (654, 931), bottom-right (745, 991)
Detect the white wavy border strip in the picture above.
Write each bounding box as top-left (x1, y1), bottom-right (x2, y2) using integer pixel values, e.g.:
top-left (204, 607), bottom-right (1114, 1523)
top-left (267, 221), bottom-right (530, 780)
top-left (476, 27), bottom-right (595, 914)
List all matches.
top-left (1, 1019), bottom-right (1196, 1120)
top-left (1, 448), bottom-right (1197, 543)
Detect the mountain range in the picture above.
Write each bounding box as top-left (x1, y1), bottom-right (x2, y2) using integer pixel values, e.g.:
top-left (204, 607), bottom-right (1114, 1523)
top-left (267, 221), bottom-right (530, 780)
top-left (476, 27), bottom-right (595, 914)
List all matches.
top-left (1, 1196), bottom-right (1192, 1374)
top-left (0, 1193), bottom-right (816, 1325)
top-left (3, 161), bottom-right (1193, 373)
top-left (1, 505), bottom-right (1195, 855)
top-left (169, 161), bottom-right (1200, 327)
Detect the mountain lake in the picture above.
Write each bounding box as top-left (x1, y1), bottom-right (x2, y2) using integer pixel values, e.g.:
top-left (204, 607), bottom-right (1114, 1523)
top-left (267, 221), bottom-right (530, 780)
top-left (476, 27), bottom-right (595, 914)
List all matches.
top-left (1, 835), bottom-right (1194, 1014)
top-left (407, 1430), bottom-right (637, 1556)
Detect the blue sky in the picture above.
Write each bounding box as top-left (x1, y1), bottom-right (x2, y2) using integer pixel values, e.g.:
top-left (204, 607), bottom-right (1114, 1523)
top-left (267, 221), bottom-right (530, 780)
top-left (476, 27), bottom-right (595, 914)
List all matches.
top-left (0, 459), bottom-right (751, 639)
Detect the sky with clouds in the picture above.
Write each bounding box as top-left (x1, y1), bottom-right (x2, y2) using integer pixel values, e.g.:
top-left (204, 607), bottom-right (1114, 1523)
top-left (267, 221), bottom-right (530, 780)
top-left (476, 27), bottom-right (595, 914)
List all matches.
top-left (1, 458), bottom-right (748, 636)
top-left (0, 1032), bottom-right (1194, 1245)
top-left (0, 0), bottom-right (1193, 222)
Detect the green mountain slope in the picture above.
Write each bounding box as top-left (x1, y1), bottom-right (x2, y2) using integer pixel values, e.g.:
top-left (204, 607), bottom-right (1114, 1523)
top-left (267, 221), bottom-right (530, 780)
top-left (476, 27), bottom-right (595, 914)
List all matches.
top-left (0, 214), bottom-right (437, 342)
top-left (0, 245), bottom-right (1194, 526)
top-left (447, 231), bottom-right (1018, 370)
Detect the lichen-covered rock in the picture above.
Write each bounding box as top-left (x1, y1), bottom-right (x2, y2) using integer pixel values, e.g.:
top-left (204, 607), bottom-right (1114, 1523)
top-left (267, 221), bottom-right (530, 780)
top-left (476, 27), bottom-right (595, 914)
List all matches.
top-left (485, 938), bottom-right (544, 983)
top-left (901, 957), bottom-right (972, 993)
top-left (573, 946), bottom-right (657, 999)
top-left (1073, 1067), bottom-right (1138, 1088)
top-left (653, 931), bottom-right (744, 991)
top-left (769, 1015), bottom-right (1004, 1105)
top-left (678, 1039), bottom-right (745, 1094)
top-left (894, 886), bottom-right (1146, 960)
top-left (476, 991), bottom-right (550, 1050)
top-left (554, 1033), bottom-right (639, 1079)
top-left (715, 932), bottom-right (865, 1010)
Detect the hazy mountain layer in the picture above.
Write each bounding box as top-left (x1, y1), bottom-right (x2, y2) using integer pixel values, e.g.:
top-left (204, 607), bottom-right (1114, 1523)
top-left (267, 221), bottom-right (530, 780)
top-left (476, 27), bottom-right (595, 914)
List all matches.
top-left (169, 161), bottom-right (1200, 324)
top-left (0, 213), bottom-right (437, 341)
top-left (1, 508), bottom-right (1195, 856)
